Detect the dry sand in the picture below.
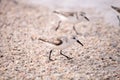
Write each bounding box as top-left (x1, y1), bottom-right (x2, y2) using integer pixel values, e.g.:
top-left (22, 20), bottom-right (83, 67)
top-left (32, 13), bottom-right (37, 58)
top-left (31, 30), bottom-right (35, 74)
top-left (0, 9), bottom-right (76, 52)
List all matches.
top-left (0, 0), bottom-right (120, 80)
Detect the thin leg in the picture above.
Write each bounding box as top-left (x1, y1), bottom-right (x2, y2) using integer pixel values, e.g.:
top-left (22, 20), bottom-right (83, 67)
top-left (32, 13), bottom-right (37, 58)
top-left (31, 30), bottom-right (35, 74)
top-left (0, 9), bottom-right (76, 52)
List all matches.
top-left (55, 21), bottom-right (61, 31)
top-left (117, 15), bottom-right (120, 26)
top-left (49, 50), bottom-right (53, 61)
top-left (60, 50), bottom-right (72, 60)
top-left (73, 25), bottom-right (79, 35)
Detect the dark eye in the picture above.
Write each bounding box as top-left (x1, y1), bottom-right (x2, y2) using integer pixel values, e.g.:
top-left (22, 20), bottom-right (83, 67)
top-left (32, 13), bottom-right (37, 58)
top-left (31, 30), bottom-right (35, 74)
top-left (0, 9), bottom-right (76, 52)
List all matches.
top-left (72, 36), bottom-right (76, 39)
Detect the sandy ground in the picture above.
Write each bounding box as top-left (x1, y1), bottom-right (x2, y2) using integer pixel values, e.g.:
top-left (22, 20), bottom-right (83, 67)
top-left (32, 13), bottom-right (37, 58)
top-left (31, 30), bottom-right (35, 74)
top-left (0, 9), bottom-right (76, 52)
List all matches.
top-left (0, 0), bottom-right (120, 80)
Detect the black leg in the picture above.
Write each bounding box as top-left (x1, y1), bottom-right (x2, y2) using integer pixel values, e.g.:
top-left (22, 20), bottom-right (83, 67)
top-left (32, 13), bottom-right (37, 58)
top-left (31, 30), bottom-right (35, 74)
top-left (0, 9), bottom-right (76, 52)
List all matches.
top-left (73, 25), bottom-right (79, 35)
top-left (60, 50), bottom-right (72, 60)
top-left (117, 15), bottom-right (120, 26)
top-left (55, 21), bottom-right (61, 31)
top-left (49, 50), bottom-right (54, 61)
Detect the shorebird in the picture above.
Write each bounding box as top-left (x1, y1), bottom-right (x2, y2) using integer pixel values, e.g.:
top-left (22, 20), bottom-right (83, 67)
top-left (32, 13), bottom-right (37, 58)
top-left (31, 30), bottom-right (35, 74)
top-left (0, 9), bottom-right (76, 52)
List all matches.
top-left (53, 11), bottom-right (89, 31)
top-left (111, 6), bottom-right (120, 26)
top-left (38, 35), bottom-right (83, 61)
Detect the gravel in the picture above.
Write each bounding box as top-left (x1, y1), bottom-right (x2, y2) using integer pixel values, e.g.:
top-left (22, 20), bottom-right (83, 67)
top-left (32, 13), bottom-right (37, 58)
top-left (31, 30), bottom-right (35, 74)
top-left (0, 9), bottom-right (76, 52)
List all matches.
top-left (0, 0), bottom-right (120, 80)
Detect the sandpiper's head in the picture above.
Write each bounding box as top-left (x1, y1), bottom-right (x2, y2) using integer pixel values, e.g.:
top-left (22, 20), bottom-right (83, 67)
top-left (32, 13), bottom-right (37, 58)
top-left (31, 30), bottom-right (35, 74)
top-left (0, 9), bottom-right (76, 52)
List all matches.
top-left (71, 35), bottom-right (77, 39)
top-left (80, 12), bottom-right (86, 16)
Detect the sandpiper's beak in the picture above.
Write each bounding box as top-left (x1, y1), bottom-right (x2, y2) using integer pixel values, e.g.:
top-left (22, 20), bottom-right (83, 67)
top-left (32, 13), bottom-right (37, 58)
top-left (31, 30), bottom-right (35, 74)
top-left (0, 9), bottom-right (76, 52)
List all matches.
top-left (76, 40), bottom-right (84, 46)
top-left (84, 16), bottom-right (90, 21)
top-left (111, 6), bottom-right (120, 13)
top-left (72, 36), bottom-right (84, 46)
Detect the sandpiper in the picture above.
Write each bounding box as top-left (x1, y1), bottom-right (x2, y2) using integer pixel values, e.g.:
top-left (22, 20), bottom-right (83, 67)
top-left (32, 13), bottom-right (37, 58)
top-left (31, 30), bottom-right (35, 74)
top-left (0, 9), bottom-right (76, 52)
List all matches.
top-left (38, 35), bottom-right (83, 61)
top-left (53, 10), bottom-right (89, 31)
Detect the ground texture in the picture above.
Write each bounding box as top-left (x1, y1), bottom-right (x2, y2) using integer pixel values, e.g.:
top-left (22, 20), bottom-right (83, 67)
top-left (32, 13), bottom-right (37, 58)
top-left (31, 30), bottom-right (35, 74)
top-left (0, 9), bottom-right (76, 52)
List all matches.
top-left (0, 0), bottom-right (120, 80)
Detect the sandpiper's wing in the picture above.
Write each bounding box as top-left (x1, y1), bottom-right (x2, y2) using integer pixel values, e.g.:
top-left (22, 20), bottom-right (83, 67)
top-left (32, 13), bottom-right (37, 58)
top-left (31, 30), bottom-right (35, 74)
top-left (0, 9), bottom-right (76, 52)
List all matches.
top-left (53, 11), bottom-right (75, 17)
top-left (38, 37), bottom-right (63, 46)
